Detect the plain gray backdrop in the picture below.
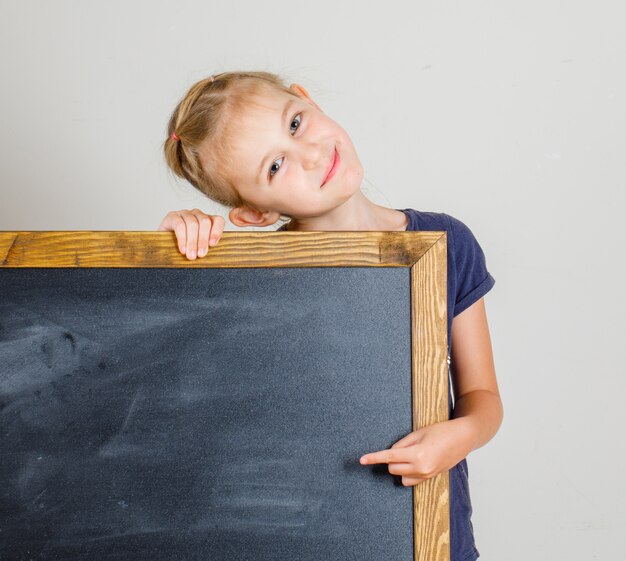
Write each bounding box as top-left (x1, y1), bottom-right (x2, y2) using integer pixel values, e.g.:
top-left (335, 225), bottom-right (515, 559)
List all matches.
top-left (1, 1), bottom-right (624, 559)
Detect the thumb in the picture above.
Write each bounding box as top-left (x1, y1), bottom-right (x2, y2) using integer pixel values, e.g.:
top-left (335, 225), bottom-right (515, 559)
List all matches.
top-left (391, 430), bottom-right (421, 449)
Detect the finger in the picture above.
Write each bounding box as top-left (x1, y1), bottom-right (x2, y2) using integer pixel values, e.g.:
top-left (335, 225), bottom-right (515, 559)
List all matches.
top-left (391, 432), bottom-right (421, 449)
top-left (387, 462), bottom-right (416, 476)
top-left (173, 219), bottom-right (188, 254)
top-left (360, 448), bottom-right (409, 465)
top-left (157, 211), bottom-right (179, 233)
top-left (191, 209), bottom-right (213, 257)
top-left (160, 211), bottom-right (188, 255)
top-left (208, 215), bottom-right (226, 247)
top-left (156, 210), bottom-right (173, 231)
top-left (401, 476), bottom-right (426, 487)
top-left (180, 211), bottom-right (200, 260)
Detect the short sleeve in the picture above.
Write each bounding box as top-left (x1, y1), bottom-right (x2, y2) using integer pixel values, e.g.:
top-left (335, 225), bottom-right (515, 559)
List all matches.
top-left (444, 213), bottom-right (496, 318)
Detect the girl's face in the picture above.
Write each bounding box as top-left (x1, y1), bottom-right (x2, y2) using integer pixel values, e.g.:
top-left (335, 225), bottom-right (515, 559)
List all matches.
top-left (213, 84), bottom-right (364, 227)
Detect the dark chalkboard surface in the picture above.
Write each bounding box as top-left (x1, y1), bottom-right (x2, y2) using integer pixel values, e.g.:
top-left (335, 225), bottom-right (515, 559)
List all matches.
top-left (0, 231), bottom-right (450, 561)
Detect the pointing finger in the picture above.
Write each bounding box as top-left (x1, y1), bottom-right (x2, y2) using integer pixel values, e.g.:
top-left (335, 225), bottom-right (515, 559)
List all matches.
top-left (360, 448), bottom-right (410, 465)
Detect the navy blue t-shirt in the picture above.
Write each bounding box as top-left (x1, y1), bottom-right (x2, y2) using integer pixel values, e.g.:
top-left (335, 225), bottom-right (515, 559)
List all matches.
top-left (277, 209), bottom-right (496, 561)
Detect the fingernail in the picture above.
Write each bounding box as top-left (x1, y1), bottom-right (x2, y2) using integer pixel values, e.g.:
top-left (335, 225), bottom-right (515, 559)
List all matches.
top-left (209, 238), bottom-right (216, 247)
top-left (189, 249), bottom-right (195, 259)
top-left (198, 248), bottom-right (207, 257)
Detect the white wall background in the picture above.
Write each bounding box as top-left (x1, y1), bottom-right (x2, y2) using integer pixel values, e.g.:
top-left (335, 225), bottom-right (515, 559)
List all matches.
top-left (1, 1), bottom-right (625, 559)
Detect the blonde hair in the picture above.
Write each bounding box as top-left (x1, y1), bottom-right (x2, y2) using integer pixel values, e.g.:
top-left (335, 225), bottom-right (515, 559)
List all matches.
top-left (163, 70), bottom-right (297, 217)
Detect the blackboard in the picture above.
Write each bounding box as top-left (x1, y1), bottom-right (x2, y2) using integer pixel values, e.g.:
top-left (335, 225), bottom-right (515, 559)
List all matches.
top-left (0, 230), bottom-right (450, 561)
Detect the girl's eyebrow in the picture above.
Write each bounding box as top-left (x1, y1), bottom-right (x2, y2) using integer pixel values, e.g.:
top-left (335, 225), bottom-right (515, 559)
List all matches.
top-left (256, 98), bottom-right (297, 183)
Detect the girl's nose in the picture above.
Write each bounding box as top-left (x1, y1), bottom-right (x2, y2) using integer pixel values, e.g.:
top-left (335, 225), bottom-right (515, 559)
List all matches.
top-left (300, 142), bottom-right (324, 171)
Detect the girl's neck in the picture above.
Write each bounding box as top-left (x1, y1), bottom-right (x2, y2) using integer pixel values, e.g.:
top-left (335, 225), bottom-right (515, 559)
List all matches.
top-left (285, 190), bottom-right (408, 232)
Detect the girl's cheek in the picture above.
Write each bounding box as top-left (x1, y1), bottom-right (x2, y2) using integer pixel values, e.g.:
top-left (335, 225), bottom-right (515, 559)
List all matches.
top-left (285, 166), bottom-right (297, 184)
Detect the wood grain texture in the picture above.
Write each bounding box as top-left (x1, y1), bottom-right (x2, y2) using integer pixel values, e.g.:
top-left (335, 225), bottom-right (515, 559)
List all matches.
top-left (411, 233), bottom-right (450, 561)
top-left (0, 231), bottom-right (442, 268)
top-left (0, 229), bottom-right (449, 561)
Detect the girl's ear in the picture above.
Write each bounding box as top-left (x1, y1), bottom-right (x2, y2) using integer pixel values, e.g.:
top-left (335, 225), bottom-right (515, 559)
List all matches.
top-left (289, 83), bottom-right (322, 113)
top-left (228, 205), bottom-right (282, 228)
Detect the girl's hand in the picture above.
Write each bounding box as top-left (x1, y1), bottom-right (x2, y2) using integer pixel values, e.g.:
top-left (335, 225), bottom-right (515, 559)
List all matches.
top-left (359, 419), bottom-right (474, 487)
top-left (157, 208), bottom-right (225, 260)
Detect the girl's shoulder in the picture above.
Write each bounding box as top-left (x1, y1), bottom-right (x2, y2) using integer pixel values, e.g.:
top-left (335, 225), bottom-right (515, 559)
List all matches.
top-left (399, 207), bottom-right (461, 233)
top-left (400, 208), bottom-right (480, 243)
top-left (399, 208), bottom-right (446, 231)
top-left (402, 208), bottom-right (496, 315)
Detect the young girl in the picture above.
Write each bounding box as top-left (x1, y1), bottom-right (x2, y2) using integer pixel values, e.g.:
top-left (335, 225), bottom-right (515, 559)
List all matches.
top-left (159, 70), bottom-right (502, 561)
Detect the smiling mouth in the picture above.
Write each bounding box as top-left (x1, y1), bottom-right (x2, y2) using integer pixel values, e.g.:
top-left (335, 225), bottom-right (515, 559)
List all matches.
top-left (321, 147), bottom-right (338, 187)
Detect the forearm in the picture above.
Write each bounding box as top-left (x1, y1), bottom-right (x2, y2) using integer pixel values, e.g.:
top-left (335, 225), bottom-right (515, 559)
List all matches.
top-left (451, 390), bottom-right (504, 455)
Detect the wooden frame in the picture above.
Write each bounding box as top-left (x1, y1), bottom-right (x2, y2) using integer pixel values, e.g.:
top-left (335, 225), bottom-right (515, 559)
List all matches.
top-left (0, 230), bottom-right (450, 561)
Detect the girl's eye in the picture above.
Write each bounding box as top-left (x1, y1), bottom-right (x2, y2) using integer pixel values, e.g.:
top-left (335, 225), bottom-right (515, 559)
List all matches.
top-left (289, 113), bottom-right (302, 135)
top-left (269, 112), bottom-right (302, 181)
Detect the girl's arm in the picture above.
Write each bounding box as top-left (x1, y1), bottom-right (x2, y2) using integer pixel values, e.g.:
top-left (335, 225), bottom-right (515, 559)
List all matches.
top-left (450, 296), bottom-right (504, 455)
